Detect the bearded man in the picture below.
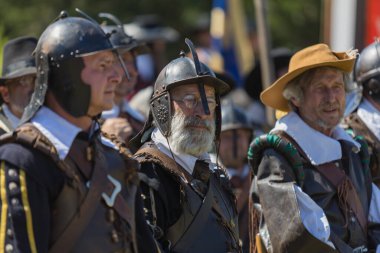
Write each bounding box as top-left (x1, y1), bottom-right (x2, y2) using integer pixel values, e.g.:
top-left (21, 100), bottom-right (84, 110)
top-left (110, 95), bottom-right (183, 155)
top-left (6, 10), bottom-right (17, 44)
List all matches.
top-left (132, 39), bottom-right (241, 253)
top-left (248, 44), bottom-right (380, 253)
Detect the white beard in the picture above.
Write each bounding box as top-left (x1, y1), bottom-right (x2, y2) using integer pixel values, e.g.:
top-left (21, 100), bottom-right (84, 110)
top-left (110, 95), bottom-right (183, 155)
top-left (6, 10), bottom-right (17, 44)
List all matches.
top-left (168, 111), bottom-right (215, 156)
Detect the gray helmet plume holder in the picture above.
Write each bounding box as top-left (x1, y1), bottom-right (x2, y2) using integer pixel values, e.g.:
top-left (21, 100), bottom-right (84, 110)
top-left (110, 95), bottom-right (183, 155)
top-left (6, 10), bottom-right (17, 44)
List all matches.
top-left (185, 38), bottom-right (211, 115)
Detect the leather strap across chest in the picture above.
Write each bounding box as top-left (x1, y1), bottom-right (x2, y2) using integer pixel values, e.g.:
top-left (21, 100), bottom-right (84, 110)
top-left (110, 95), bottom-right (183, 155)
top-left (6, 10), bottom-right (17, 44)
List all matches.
top-left (274, 130), bottom-right (368, 233)
top-left (135, 143), bottom-right (241, 251)
top-left (2, 124), bottom-right (138, 253)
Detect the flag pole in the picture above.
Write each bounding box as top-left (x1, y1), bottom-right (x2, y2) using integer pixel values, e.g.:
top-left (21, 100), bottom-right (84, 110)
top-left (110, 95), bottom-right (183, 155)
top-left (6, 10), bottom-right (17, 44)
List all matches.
top-left (253, 0), bottom-right (275, 126)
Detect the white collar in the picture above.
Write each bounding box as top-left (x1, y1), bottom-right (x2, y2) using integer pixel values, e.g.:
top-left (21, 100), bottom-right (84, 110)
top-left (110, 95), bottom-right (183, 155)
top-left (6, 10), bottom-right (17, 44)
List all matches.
top-left (101, 103), bottom-right (120, 119)
top-left (272, 111), bottom-right (360, 165)
top-left (101, 99), bottom-right (145, 123)
top-left (357, 98), bottom-right (380, 141)
top-left (31, 107), bottom-right (117, 160)
top-left (122, 100), bottom-right (145, 122)
top-left (151, 128), bottom-right (212, 175)
top-left (2, 104), bottom-right (20, 128)
top-left (31, 106), bottom-right (82, 160)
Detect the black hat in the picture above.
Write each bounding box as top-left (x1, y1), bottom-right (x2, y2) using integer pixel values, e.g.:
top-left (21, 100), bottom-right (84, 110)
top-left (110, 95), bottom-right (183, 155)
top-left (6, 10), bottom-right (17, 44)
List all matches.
top-left (0, 36), bottom-right (37, 85)
top-left (123, 15), bottom-right (179, 43)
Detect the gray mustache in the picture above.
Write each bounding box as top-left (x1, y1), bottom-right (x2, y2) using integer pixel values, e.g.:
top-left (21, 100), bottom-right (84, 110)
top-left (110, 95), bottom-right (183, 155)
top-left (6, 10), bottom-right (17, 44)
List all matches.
top-left (183, 116), bottom-right (213, 132)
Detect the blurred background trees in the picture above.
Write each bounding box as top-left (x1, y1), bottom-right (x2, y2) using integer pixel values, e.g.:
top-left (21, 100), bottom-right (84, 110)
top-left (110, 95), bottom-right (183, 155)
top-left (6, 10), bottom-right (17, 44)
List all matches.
top-left (0, 0), bottom-right (321, 58)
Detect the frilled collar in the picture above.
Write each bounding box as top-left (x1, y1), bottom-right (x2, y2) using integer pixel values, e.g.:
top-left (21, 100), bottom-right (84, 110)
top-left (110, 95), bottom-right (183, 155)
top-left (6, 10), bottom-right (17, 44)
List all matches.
top-left (271, 111), bottom-right (360, 165)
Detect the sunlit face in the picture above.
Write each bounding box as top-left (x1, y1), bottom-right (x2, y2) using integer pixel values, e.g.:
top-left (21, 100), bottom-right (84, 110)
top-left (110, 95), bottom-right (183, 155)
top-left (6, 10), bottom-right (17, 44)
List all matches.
top-left (1, 74), bottom-right (35, 118)
top-left (220, 128), bottom-right (252, 168)
top-left (81, 50), bottom-right (122, 116)
top-left (168, 84), bottom-right (216, 156)
top-left (292, 68), bottom-right (345, 135)
top-left (115, 50), bottom-right (138, 97)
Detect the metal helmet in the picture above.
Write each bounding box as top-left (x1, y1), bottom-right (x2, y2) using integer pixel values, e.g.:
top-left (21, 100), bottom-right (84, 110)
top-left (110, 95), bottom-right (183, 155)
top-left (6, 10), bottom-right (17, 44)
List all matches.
top-left (221, 101), bottom-right (252, 132)
top-left (21, 11), bottom-right (115, 123)
top-left (98, 13), bottom-right (149, 55)
top-left (150, 38), bottom-right (230, 138)
top-left (354, 40), bottom-right (380, 101)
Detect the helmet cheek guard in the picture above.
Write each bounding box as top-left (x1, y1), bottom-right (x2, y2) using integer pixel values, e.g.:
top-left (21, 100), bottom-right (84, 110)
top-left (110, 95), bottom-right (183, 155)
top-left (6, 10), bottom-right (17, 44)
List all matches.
top-left (49, 58), bottom-right (91, 117)
top-left (150, 91), bottom-right (172, 137)
top-left (21, 52), bottom-right (49, 123)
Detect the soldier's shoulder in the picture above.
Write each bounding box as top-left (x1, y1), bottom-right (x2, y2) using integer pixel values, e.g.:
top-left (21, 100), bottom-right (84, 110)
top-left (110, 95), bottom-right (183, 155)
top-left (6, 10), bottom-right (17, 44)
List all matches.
top-left (0, 141), bottom-right (63, 186)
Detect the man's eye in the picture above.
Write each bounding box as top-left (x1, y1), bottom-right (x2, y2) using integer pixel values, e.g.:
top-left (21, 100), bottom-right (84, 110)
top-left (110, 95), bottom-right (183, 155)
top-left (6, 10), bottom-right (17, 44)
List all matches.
top-left (183, 95), bottom-right (196, 101)
top-left (207, 98), bottom-right (216, 104)
top-left (184, 98), bottom-right (196, 105)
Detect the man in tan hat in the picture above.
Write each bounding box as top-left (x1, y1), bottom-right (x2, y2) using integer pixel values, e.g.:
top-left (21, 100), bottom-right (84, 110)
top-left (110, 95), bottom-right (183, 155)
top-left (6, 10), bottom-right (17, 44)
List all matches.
top-left (0, 36), bottom-right (37, 134)
top-left (248, 44), bottom-right (380, 253)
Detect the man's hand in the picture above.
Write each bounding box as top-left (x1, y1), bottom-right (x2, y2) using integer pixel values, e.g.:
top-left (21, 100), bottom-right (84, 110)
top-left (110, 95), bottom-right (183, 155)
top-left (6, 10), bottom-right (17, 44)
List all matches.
top-left (101, 117), bottom-right (133, 143)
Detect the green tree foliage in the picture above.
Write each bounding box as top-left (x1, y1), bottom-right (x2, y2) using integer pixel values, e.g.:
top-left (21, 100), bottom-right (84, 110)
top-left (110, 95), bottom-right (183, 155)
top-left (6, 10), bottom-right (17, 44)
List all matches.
top-left (0, 0), bottom-right (321, 60)
top-left (268, 0), bottom-right (321, 51)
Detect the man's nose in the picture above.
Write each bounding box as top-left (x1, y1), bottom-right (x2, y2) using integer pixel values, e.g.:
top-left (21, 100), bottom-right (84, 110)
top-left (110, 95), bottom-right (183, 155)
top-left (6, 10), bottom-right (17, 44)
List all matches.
top-left (194, 102), bottom-right (211, 117)
top-left (326, 88), bottom-right (337, 102)
top-left (110, 65), bottom-right (123, 84)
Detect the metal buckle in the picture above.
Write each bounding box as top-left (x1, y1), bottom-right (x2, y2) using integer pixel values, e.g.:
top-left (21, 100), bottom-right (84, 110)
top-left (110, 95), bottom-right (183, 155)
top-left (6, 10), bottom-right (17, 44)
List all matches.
top-left (102, 175), bottom-right (121, 207)
top-left (353, 245), bottom-right (368, 253)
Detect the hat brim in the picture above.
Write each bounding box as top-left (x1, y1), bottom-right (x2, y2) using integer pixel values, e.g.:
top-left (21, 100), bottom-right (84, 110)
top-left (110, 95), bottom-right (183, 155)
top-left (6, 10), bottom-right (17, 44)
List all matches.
top-left (260, 53), bottom-right (355, 112)
top-left (0, 67), bottom-right (36, 86)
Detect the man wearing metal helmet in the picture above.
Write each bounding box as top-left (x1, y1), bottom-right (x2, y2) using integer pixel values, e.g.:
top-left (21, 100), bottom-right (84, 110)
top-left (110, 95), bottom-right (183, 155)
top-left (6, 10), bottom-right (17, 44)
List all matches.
top-left (343, 40), bottom-right (380, 188)
top-left (219, 101), bottom-right (253, 253)
top-left (99, 13), bottom-right (149, 152)
top-left (0, 11), bottom-right (158, 253)
top-left (248, 44), bottom-right (380, 252)
top-left (132, 39), bottom-right (241, 252)
top-left (0, 36), bottom-right (37, 134)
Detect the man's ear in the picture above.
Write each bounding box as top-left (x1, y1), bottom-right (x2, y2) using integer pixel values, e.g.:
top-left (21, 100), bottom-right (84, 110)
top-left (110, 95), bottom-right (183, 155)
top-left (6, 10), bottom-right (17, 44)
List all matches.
top-left (290, 97), bottom-right (300, 108)
top-left (0, 86), bottom-right (10, 103)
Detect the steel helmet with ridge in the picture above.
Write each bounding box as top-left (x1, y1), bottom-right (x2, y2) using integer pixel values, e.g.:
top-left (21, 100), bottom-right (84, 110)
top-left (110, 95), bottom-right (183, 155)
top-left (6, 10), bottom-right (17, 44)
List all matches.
top-left (21, 10), bottom-right (119, 123)
top-left (354, 39), bottom-right (380, 101)
top-left (150, 38), bottom-right (230, 139)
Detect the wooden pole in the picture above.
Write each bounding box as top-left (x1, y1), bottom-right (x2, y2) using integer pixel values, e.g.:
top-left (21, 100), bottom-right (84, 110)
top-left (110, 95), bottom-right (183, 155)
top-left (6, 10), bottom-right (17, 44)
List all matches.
top-left (253, 0), bottom-right (275, 126)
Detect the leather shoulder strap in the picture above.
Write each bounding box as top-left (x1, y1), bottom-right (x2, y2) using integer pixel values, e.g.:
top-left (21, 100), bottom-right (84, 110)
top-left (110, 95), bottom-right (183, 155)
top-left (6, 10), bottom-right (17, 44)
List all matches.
top-left (275, 130), bottom-right (368, 233)
top-left (1, 123), bottom-right (82, 184)
top-left (345, 113), bottom-right (379, 149)
top-left (134, 142), bottom-right (192, 183)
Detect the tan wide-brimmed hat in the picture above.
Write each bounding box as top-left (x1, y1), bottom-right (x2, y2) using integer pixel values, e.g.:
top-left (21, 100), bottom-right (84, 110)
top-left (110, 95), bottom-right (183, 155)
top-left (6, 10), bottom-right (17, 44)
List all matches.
top-left (260, 43), bottom-right (357, 112)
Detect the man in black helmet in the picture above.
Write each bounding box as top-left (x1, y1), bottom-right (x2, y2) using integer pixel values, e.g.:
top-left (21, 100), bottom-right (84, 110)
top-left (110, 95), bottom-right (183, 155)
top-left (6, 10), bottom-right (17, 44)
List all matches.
top-left (0, 36), bottom-right (37, 134)
top-left (343, 40), bottom-right (380, 187)
top-left (219, 101), bottom-right (253, 253)
top-left (0, 11), bottom-right (158, 253)
top-left (99, 13), bottom-right (148, 152)
top-left (133, 39), bottom-right (241, 252)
